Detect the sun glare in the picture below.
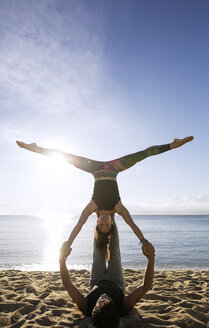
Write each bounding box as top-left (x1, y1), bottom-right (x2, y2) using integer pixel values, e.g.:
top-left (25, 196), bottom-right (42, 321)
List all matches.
top-left (41, 214), bottom-right (72, 269)
top-left (37, 152), bottom-right (72, 176)
top-left (35, 140), bottom-right (77, 176)
top-left (49, 153), bottom-right (68, 171)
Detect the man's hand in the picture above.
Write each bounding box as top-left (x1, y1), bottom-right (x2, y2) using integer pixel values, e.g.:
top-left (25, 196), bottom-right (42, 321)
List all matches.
top-left (142, 241), bottom-right (155, 260)
top-left (59, 241), bottom-right (72, 262)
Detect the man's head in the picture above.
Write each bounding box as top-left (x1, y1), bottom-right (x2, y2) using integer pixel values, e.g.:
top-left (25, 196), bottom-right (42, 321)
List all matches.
top-left (92, 294), bottom-right (120, 328)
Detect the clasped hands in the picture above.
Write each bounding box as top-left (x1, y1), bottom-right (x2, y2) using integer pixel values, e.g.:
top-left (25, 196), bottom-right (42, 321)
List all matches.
top-left (59, 240), bottom-right (155, 261)
top-left (142, 241), bottom-right (155, 260)
top-left (59, 241), bottom-right (72, 262)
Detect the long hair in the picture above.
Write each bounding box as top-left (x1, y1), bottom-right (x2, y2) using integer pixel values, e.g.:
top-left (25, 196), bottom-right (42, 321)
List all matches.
top-left (94, 224), bottom-right (114, 249)
top-left (95, 211), bottom-right (115, 250)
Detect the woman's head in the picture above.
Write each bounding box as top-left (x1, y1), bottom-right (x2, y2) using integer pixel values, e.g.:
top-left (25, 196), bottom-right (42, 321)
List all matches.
top-left (94, 213), bottom-right (115, 250)
top-left (96, 210), bottom-right (114, 233)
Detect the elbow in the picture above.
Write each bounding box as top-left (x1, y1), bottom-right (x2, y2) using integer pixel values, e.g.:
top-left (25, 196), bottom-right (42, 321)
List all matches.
top-left (60, 271), bottom-right (70, 290)
top-left (75, 223), bottom-right (83, 233)
top-left (143, 280), bottom-right (153, 292)
top-left (142, 286), bottom-right (150, 294)
top-left (72, 222), bottom-right (83, 234)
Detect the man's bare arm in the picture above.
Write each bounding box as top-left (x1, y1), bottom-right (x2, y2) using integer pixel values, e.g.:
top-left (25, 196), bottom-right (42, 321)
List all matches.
top-left (123, 242), bottom-right (155, 314)
top-left (59, 247), bottom-right (87, 314)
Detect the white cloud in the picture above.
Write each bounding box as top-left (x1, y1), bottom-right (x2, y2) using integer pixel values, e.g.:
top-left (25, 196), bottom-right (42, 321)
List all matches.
top-left (0, 202), bottom-right (39, 215)
top-left (6, 194), bottom-right (208, 216)
top-left (0, 1), bottom-right (108, 117)
top-left (0, 0), bottom-right (128, 149)
top-left (187, 195), bottom-right (209, 203)
top-left (0, 122), bottom-right (32, 144)
top-left (126, 194), bottom-right (209, 214)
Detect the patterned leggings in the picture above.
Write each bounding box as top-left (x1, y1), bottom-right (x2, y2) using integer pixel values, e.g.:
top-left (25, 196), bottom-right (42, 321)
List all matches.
top-left (90, 223), bottom-right (125, 291)
top-left (67, 143), bottom-right (171, 175)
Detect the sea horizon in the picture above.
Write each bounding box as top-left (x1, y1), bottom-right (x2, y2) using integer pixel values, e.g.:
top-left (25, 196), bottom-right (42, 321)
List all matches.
top-left (0, 214), bottom-right (209, 271)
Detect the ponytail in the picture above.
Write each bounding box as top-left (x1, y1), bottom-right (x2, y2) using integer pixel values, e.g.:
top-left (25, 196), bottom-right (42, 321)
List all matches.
top-left (95, 224), bottom-right (115, 249)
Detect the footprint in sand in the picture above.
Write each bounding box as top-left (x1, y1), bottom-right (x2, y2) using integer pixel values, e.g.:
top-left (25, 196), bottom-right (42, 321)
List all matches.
top-left (0, 303), bottom-right (27, 312)
top-left (10, 318), bottom-right (26, 327)
top-left (25, 312), bottom-right (36, 320)
top-left (5, 293), bottom-right (17, 300)
top-left (51, 309), bottom-right (65, 316)
top-left (23, 298), bottom-right (40, 306)
top-left (181, 313), bottom-right (208, 328)
top-left (35, 316), bottom-right (56, 326)
top-left (39, 292), bottom-right (50, 299)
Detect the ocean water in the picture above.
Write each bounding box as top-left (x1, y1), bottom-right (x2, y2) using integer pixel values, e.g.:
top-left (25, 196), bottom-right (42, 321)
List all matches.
top-left (0, 215), bottom-right (208, 271)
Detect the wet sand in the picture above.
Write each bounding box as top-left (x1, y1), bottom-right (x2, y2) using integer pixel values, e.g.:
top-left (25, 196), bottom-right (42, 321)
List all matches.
top-left (0, 269), bottom-right (208, 327)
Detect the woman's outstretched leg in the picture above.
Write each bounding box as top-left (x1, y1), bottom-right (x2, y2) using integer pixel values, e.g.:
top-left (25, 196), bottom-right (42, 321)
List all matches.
top-left (104, 136), bottom-right (194, 173)
top-left (17, 136), bottom-right (193, 174)
top-left (170, 136), bottom-right (194, 149)
top-left (16, 141), bottom-right (105, 173)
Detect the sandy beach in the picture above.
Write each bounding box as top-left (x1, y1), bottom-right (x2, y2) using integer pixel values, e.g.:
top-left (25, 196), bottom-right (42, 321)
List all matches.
top-left (0, 269), bottom-right (208, 328)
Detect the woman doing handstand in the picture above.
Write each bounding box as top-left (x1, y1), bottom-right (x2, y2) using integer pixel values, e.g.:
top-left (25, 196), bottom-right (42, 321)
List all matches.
top-left (16, 136), bottom-right (194, 249)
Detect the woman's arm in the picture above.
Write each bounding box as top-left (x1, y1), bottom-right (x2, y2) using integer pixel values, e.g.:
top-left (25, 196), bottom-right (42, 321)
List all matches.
top-left (61, 200), bottom-right (97, 259)
top-left (115, 201), bottom-right (145, 241)
top-left (67, 201), bottom-right (97, 246)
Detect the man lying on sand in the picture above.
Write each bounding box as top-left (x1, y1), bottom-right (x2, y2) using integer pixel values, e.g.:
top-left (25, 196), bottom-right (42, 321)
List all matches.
top-left (60, 222), bottom-right (155, 328)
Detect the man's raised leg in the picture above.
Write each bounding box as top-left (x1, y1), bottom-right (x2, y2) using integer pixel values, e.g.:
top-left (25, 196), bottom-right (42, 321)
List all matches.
top-left (90, 235), bottom-right (107, 290)
top-left (102, 223), bottom-right (125, 291)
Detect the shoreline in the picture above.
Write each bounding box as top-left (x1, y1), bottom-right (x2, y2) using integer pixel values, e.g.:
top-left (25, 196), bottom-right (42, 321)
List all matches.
top-left (1, 264), bottom-right (209, 272)
top-left (0, 269), bottom-right (208, 328)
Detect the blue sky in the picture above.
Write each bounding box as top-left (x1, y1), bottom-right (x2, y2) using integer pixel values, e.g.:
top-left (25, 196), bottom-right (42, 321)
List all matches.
top-left (0, 0), bottom-right (209, 215)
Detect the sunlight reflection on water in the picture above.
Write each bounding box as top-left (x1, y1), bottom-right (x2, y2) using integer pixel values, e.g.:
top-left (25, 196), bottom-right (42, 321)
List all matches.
top-left (41, 214), bottom-right (70, 266)
top-left (38, 214), bottom-right (94, 271)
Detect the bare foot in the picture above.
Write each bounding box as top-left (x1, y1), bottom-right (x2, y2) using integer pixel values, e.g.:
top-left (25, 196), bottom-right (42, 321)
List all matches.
top-left (170, 136), bottom-right (194, 149)
top-left (16, 141), bottom-right (38, 151)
